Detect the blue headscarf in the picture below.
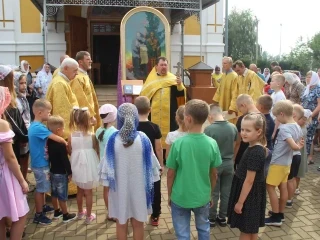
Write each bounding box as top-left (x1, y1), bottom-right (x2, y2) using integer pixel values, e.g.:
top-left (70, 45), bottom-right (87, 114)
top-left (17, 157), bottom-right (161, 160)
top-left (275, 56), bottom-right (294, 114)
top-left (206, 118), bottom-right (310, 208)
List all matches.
top-left (105, 103), bottom-right (154, 208)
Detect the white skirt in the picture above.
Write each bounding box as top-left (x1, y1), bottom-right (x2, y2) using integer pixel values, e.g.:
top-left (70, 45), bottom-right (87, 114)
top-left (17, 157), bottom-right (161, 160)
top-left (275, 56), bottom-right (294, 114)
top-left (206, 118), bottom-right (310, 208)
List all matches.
top-left (70, 149), bottom-right (100, 189)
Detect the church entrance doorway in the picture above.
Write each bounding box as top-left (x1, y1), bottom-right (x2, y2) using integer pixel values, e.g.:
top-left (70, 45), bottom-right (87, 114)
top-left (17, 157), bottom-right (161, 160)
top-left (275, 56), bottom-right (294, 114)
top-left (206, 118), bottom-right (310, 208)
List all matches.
top-left (88, 6), bottom-right (132, 85)
top-left (92, 34), bottom-right (120, 85)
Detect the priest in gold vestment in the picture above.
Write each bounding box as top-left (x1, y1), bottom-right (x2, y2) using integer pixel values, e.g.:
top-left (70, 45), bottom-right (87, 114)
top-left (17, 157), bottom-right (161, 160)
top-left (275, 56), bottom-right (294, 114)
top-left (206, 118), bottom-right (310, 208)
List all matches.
top-left (140, 57), bottom-right (186, 145)
top-left (70, 51), bottom-right (101, 130)
top-left (46, 58), bottom-right (79, 195)
top-left (52, 54), bottom-right (69, 78)
top-left (233, 60), bottom-right (266, 102)
top-left (211, 65), bottom-right (223, 88)
top-left (46, 58), bottom-right (79, 139)
top-left (213, 57), bottom-right (238, 114)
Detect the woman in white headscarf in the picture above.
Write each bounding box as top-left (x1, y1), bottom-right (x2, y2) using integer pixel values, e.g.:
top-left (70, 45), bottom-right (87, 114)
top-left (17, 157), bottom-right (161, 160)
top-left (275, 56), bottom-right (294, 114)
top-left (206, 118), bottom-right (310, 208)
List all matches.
top-left (20, 60), bottom-right (33, 87)
top-left (283, 72), bottom-right (305, 104)
top-left (263, 68), bottom-right (271, 83)
top-left (301, 71), bottom-right (320, 164)
top-left (34, 63), bottom-right (52, 98)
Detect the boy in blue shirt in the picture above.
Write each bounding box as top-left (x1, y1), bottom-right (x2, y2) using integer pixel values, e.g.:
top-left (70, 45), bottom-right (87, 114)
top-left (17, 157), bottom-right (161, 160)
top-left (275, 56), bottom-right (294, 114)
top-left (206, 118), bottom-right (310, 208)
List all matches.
top-left (29, 99), bottom-right (67, 225)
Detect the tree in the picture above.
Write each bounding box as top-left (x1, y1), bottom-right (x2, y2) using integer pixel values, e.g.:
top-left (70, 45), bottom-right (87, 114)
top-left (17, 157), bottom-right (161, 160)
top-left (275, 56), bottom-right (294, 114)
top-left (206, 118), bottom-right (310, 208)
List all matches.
top-left (287, 39), bottom-right (312, 73)
top-left (309, 32), bottom-right (320, 69)
top-left (228, 8), bottom-right (258, 63)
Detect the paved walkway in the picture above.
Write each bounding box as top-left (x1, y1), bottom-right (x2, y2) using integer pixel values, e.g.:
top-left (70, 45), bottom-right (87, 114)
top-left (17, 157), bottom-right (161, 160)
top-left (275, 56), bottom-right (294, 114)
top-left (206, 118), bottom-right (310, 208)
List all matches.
top-left (23, 155), bottom-right (320, 240)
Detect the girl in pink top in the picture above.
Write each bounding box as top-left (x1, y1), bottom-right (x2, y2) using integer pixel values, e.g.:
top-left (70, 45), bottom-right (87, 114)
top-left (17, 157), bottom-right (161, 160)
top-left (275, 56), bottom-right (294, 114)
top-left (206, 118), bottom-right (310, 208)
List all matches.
top-left (0, 68), bottom-right (29, 240)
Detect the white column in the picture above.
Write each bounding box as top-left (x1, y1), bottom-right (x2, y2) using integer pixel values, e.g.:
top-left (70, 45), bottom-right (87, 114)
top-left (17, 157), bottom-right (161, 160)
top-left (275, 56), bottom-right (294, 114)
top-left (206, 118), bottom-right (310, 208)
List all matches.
top-left (205, 1), bottom-right (224, 68)
top-left (170, 22), bottom-right (182, 73)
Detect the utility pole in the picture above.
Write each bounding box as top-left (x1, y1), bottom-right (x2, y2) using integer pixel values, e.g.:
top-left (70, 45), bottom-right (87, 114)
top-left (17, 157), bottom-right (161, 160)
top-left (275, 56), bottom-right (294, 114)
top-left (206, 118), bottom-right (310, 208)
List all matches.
top-left (279, 23), bottom-right (282, 60)
top-left (43, 0), bottom-right (47, 62)
top-left (255, 16), bottom-right (259, 64)
top-left (225, 0), bottom-right (229, 56)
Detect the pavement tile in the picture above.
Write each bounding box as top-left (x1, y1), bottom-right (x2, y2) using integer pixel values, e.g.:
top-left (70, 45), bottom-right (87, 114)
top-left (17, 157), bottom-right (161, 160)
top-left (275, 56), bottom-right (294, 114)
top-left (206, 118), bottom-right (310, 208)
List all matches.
top-left (24, 152), bottom-right (320, 240)
top-left (293, 227), bottom-right (311, 238)
top-left (266, 229), bottom-right (287, 238)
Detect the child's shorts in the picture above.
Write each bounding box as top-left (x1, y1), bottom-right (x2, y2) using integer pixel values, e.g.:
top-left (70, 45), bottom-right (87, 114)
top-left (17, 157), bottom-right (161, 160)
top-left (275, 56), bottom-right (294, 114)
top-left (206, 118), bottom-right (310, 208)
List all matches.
top-left (51, 173), bottom-right (68, 201)
top-left (288, 155), bottom-right (301, 180)
top-left (32, 166), bottom-right (51, 193)
top-left (266, 164), bottom-right (290, 186)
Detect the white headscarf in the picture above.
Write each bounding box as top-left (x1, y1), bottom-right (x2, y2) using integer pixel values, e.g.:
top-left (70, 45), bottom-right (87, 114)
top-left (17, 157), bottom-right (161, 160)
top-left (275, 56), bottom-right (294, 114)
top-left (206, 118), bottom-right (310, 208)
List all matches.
top-left (283, 72), bottom-right (297, 85)
top-left (0, 65), bottom-right (12, 80)
top-left (20, 60), bottom-right (29, 73)
top-left (293, 74), bottom-right (301, 83)
top-left (303, 71), bottom-right (320, 97)
top-left (36, 64), bottom-right (52, 81)
top-left (264, 68), bottom-right (270, 82)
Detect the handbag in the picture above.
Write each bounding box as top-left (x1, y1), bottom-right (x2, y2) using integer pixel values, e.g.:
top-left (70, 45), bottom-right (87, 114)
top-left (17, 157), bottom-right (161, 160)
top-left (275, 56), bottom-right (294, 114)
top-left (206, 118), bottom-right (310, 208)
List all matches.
top-left (5, 109), bottom-right (28, 142)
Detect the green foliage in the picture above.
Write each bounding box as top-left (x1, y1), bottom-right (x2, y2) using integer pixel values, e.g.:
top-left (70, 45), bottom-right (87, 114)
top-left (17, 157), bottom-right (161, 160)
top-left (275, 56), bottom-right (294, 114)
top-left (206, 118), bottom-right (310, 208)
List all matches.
top-left (228, 8), bottom-right (258, 62)
top-left (309, 32), bottom-right (320, 69)
top-left (226, 9), bottom-right (320, 74)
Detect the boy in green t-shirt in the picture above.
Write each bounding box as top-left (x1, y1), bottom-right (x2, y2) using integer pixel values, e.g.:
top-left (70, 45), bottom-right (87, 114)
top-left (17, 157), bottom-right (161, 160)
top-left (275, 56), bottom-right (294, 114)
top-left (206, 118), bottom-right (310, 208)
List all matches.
top-left (204, 105), bottom-right (238, 228)
top-left (167, 99), bottom-right (222, 239)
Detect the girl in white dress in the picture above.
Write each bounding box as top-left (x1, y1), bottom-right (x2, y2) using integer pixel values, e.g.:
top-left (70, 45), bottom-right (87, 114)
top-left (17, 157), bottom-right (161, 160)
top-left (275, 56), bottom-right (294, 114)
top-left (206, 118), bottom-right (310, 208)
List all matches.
top-left (100, 103), bottom-right (160, 240)
top-left (165, 105), bottom-right (187, 158)
top-left (68, 107), bottom-right (100, 224)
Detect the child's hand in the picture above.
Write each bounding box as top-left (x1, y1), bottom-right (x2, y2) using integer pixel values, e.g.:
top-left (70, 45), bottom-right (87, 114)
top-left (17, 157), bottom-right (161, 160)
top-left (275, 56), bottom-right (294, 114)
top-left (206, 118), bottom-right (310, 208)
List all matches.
top-left (209, 199), bottom-right (214, 208)
top-left (20, 180), bottom-right (29, 194)
top-left (298, 138), bottom-right (304, 149)
top-left (90, 117), bottom-right (97, 126)
top-left (68, 175), bottom-right (72, 182)
top-left (59, 137), bottom-right (68, 146)
top-left (234, 202), bottom-right (243, 214)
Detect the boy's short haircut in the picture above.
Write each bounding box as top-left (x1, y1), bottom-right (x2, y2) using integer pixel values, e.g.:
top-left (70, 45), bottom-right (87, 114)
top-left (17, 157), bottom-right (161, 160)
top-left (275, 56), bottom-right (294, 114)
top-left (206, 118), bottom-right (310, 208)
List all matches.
top-left (209, 104), bottom-right (222, 115)
top-left (293, 104), bottom-right (304, 119)
top-left (236, 94), bottom-right (254, 106)
top-left (257, 95), bottom-right (273, 111)
top-left (273, 74), bottom-right (285, 86)
top-left (185, 99), bottom-right (209, 125)
top-left (47, 115), bottom-right (64, 132)
top-left (272, 100), bottom-right (293, 117)
top-left (134, 96), bottom-right (150, 115)
top-left (33, 99), bottom-right (52, 111)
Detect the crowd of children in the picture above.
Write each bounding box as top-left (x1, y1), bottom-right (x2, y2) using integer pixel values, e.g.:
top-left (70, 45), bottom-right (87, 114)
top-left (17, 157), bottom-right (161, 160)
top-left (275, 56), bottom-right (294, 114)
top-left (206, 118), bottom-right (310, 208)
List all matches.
top-left (0, 62), bottom-right (319, 240)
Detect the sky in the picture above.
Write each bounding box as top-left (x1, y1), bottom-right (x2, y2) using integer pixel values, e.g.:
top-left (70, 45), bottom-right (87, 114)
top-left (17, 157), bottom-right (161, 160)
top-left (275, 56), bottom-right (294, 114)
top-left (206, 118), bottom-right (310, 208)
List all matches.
top-left (227, 0), bottom-right (320, 56)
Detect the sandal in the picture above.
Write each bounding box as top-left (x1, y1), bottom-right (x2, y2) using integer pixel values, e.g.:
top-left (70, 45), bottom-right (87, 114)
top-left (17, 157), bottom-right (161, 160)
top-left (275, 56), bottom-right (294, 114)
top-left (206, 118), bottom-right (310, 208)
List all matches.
top-left (308, 161), bottom-right (315, 165)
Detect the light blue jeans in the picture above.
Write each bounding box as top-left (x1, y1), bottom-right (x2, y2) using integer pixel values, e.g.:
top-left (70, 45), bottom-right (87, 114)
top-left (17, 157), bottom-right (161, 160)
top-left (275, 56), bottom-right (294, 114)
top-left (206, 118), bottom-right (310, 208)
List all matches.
top-left (171, 201), bottom-right (210, 240)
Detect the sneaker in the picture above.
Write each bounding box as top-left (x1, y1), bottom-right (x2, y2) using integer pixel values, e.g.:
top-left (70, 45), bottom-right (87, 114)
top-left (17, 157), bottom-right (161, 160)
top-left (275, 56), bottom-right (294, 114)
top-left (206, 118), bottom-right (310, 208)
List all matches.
top-left (85, 213), bottom-right (96, 224)
top-left (77, 209), bottom-right (87, 220)
top-left (268, 211), bottom-right (285, 222)
top-left (265, 215), bottom-right (282, 226)
top-left (43, 205), bottom-right (54, 214)
top-left (63, 213), bottom-right (77, 223)
top-left (151, 216), bottom-right (159, 226)
top-left (286, 201), bottom-right (293, 208)
top-left (209, 218), bottom-right (216, 228)
top-left (53, 210), bottom-right (63, 219)
top-left (295, 188), bottom-right (300, 195)
top-left (216, 216), bottom-right (227, 227)
top-left (33, 213), bottom-right (52, 225)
